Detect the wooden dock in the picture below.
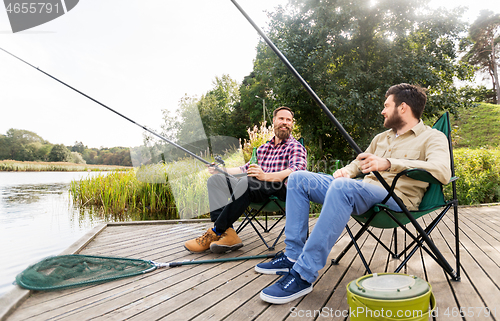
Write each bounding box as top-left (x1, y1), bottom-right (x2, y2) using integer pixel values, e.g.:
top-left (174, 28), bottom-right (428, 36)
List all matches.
top-left (2, 205), bottom-right (500, 320)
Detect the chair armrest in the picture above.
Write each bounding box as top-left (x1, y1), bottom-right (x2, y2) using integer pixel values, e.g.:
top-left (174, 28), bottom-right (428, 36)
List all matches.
top-left (379, 168), bottom-right (448, 205)
top-left (400, 168), bottom-right (444, 185)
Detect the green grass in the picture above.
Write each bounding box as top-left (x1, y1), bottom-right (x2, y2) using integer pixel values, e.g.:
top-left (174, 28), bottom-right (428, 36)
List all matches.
top-left (452, 103), bottom-right (500, 148)
top-left (69, 170), bottom-right (179, 219)
top-left (0, 160), bottom-right (129, 172)
top-left (70, 150), bottom-right (245, 219)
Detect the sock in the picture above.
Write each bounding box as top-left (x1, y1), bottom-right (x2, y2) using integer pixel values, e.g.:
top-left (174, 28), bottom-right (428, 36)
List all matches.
top-left (288, 257), bottom-right (297, 263)
top-left (212, 227), bottom-right (223, 236)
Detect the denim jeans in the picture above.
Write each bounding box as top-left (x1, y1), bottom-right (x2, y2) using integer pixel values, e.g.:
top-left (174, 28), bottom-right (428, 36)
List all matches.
top-left (284, 170), bottom-right (401, 283)
top-left (207, 174), bottom-right (287, 234)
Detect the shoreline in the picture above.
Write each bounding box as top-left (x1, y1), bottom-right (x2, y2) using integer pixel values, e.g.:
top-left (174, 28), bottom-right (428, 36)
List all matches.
top-left (0, 160), bottom-right (131, 172)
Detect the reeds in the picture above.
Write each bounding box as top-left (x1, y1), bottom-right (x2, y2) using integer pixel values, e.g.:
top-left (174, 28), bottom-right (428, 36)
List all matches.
top-left (69, 149), bottom-right (245, 220)
top-left (69, 170), bottom-right (179, 219)
top-left (0, 160), bottom-right (128, 172)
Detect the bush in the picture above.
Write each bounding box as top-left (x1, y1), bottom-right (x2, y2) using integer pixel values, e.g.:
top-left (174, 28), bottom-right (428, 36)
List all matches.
top-left (445, 148), bottom-right (500, 205)
top-left (71, 152), bottom-right (86, 164)
top-left (239, 122), bottom-right (274, 163)
top-left (48, 144), bottom-right (72, 162)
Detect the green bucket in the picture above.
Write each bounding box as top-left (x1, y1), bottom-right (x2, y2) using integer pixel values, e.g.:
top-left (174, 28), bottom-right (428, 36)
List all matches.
top-left (347, 273), bottom-right (436, 321)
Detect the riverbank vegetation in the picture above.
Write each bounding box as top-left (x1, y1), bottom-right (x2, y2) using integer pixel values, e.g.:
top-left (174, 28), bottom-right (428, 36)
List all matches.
top-left (69, 150), bottom-right (244, 219)
top-left (0, 160), bottom-right (129, 172)
top-left (0, 129), bottom-right (132, 166)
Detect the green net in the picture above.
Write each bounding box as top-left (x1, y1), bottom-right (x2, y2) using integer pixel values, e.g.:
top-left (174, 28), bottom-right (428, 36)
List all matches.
top-left (15, 254), bottom-right (157, 291)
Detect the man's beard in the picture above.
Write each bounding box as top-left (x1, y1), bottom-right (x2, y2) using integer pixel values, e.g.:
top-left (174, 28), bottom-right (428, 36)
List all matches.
top-left (275, 126), bottom-right (292, 140)
top-left (384, 111), bottom-right (404, 131)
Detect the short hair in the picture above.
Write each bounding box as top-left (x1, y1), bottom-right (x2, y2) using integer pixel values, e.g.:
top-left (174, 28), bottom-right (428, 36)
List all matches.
top-left (273, 106), bottom-right (294, 118)
top-left (385, 84), bottom-right (427, 119)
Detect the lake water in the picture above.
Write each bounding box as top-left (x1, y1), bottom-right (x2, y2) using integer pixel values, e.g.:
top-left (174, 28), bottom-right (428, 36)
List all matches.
top-left (0, 171), bottom-right (125, 298)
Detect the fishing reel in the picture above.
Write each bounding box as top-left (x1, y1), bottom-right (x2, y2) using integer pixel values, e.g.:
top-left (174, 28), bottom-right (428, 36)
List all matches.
top-left (214, 155), bottom-right (225, 166)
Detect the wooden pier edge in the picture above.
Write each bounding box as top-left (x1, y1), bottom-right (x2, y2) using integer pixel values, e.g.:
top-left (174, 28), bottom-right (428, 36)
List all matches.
top-left (0, 223), bottom-right (108, 321)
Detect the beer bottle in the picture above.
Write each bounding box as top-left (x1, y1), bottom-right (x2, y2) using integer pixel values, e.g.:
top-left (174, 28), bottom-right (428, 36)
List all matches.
top-left (250, 147), bottom-right (258, 165)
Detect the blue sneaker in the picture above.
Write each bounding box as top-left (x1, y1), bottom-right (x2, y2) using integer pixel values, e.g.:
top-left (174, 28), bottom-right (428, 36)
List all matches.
top-left (260, 269), bottom-right (313, 304)
top-left (255, 251), bottom-right (294, 274)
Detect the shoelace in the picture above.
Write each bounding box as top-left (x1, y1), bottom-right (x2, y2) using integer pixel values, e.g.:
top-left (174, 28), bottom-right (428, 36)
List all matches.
top-left (197, 230), bottom-right (216, 245)
top-left (271, 251), bottom-right (286, 265)
top-left (276, 271), bottom-right (296, 289)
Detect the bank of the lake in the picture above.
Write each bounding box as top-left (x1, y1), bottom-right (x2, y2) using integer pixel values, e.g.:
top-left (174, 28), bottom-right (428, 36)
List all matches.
top-left (0, 171), bottom-right (132, 298)
top-left (0, 160), bottom-right (130, 172)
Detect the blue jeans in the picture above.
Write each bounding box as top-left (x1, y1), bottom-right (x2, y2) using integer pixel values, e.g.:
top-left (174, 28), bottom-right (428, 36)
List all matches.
top-left (284, 170), bottom-right (401, 283)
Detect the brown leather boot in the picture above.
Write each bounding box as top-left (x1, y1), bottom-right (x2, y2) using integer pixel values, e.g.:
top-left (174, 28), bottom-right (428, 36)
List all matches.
top-left (210, 227), bottom-right (243, 254)
top-left (184, 228), bottom-right (221, 253)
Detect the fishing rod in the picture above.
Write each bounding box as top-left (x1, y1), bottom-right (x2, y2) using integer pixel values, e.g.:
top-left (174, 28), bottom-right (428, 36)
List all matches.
top-left (153, 253), bottom-right (276, 268)
top-left (230, 0), bottom-right (457, 278)
top-left (0, 47), bottom-right (234, 178)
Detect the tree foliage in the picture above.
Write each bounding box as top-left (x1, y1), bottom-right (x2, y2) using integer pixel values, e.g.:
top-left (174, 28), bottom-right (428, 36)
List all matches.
top-left (462, 10), bottom-right (500, 104)
top-left (248, 0), bottom-right (473, 161)
top-left (161, 74), bottom-right (245, 156)
top-left (48, 144), bottom-right (72, 162)
top-left (0, 129), bottom-right (132, 166)
top-left (0, 129), bottom-right (51, 161)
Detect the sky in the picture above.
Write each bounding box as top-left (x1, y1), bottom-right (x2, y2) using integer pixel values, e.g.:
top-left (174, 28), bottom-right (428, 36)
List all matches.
top-left (1, 0), bottom-right (499, 149)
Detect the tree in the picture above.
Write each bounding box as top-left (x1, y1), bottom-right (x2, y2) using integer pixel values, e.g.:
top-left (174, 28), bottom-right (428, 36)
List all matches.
top-left (248, 0), bottom-right (473, 161)
top-left (0, 128), bottom-right (51, 161)
top-left (48, 144), bottom-right (72, 162)
top-left (462, 10), bottom-right (500, 104)
top-left (160, 75), bottom-right (242, 157)
top-left (71, 141), bottom-right (86, 154)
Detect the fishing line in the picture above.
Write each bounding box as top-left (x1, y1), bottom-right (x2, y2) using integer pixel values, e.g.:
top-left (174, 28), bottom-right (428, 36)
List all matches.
top-left (0, 46), bottom-right (234, 178)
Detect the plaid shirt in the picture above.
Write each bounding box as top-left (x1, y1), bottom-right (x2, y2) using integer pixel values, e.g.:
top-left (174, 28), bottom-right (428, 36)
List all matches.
top-left (240, 135), bottom-right (307, 174)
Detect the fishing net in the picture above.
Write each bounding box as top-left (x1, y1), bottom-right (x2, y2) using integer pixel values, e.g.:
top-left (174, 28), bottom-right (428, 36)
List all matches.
top-left (15, 255), bottom-right (156, 291)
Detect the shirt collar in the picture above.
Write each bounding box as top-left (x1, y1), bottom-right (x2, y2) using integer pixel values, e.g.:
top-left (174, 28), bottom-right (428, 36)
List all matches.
top-left (268, 135), bottom-right (292, 146)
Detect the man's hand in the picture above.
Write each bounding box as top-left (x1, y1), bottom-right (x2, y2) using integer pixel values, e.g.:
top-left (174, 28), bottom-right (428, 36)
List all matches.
top-left (247, 164), bottom-right (266, 180)
top-left (357, 152), bottom-right (391, 174)
top-left (206, 163), bottom-right (218, 175)
top-left (333, 168), bottom-right (350, 178)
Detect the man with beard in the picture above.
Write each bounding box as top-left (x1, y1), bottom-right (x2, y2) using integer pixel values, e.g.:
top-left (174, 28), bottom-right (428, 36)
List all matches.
top-left (184, 106), bottom-right (307, 254)
top-left (255, 84), bottom-right (452, 304)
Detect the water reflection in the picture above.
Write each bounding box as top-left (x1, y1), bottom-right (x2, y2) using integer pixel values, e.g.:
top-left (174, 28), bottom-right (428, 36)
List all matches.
top-left (0, 172), bottom-right (119, 298)
top-left (3, 183), bottom-right (67, 204)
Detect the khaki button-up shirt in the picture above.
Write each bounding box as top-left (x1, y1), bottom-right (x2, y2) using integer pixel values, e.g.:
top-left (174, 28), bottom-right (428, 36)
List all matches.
top-left (343, 120), bottom-right (451, 210)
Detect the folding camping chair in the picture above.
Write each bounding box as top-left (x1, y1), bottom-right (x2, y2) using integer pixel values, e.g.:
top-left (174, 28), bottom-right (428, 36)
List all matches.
top-left (331, 112), bottom-right (461, 281)
top-left (236, 195), bottom-right (286, 251)
top-left (236, 138), bottom-right (305, 251)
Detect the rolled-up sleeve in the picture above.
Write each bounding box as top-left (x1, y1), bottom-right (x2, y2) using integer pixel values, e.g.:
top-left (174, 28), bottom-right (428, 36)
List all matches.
top-left (287, 143), bottom-right (307, 172)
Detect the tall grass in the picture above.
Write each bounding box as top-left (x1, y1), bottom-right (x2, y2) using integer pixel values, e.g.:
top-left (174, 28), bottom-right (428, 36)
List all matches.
top-left (70, 170), bottom-right (178, 219)
top-left (0, 160), bottom-right (128, 172)
top-left (69, 149), bottom-right (245, 219)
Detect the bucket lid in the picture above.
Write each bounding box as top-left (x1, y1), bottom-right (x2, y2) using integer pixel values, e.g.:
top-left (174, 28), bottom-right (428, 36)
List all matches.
top-left (348, 273), bottom-right (430, 300)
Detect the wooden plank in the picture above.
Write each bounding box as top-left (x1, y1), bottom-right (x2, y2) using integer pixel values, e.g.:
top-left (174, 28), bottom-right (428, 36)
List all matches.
top-left (439, 214), bottom-right (500, 319)
top-left (10, 222), bottom-right (276, 320)
top-left (419, 215), bottom-right (459, 321)
top-left (427, 213), bottom-right (495, 320)
top-left (6, 206), bottom-right (500, 321)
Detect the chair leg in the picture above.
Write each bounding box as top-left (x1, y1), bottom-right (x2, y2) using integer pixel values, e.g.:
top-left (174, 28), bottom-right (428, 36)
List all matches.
top-left (453, 200), bottom-right (461, 281)
top-left (403, 207), bottom-right (459, 280)
top-left (393, 228), bottom-right (398, 258)
top-left (331, 220), bottom-right (371, 265)
top-left (346, 225), bottom-right (372, 274)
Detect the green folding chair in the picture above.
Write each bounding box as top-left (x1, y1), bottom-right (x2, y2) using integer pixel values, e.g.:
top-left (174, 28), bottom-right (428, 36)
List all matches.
top-left (331, 112), bottom-right (461, 281)
top-left (236, 138), bottom-right (305, 251)
top-left (236, 196), bottom-right (286, 251)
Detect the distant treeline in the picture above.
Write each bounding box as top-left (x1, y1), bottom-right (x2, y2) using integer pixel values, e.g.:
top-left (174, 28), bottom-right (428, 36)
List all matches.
top-left (0, 128), bottom-right (132, 166)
